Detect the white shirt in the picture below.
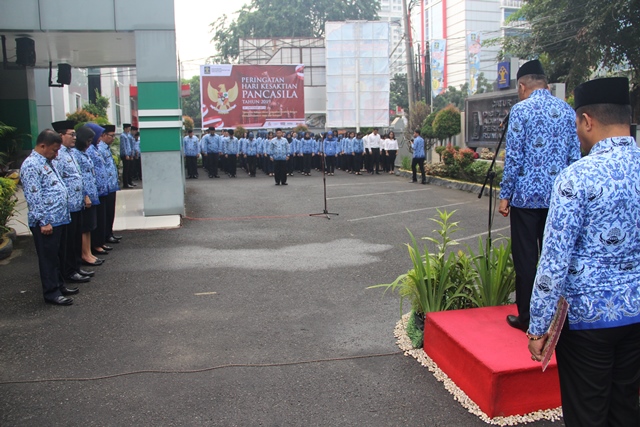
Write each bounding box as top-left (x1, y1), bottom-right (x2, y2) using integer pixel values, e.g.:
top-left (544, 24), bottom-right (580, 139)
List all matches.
top-left (367, 133), bottom-right (381, 149)
top-left (385, 138), bottom-right (399, 150)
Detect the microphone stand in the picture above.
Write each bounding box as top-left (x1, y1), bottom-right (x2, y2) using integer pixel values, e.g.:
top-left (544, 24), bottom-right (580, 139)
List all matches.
top-left (478, 112), bottom-right (509, 252)
top-left (310, 141), bottom-right (338, 220)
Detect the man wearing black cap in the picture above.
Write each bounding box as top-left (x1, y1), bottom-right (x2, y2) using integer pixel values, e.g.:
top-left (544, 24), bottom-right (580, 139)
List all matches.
top-left (527, 77), bottom-right (640, 426)
top-left (131, 126), bottom-right (141, 180)
top-left (498, 59), bottom-right (581, 332)
top-left (51, 120), bottom-right (93, 284)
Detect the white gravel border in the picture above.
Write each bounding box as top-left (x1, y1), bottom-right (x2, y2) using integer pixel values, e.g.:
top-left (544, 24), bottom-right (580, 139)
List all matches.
top-left (394, 313), bottom-right (563, 425)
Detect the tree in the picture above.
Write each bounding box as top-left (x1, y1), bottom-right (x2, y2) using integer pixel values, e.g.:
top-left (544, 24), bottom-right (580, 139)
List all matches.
top-left (390, 73), bottom-right (409, 111)
top-left (421, 112), bottom-right (437, 144)
top-left (182, 76), bottom-right (202, 129)
top-left (433, 105), bottom-right (461, 145)
top-left (83, 90), bottom-right (110, 118)
top-left (405, 100), bottom-right (430, 143)
top-left (183, 116), bottom-right (194, 131)
top-left (500, 0), bottom-right (640, 120)
top-left (211, 0), bottom-right (379, 62)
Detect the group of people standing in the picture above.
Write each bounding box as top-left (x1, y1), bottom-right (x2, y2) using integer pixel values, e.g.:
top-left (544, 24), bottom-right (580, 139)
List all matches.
top-left (20, 121), bottom-right (123, 306)
top-left (182, 127), bottom-right (401, 184)
top-left (498, 59), bottom-right (639, 426)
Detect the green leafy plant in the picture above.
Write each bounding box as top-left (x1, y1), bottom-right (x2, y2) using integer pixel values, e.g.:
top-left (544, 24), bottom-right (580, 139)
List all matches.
top-left (0, 177), bottom-right (18, 235)
top-left (467, 237), bottom-right (516, 307)
top-left (401, 155), bottom-right (411, 170)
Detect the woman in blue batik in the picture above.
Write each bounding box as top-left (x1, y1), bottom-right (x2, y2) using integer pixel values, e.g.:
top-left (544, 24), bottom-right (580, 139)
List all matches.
top-left (72, 125), bottom-right (103, 267)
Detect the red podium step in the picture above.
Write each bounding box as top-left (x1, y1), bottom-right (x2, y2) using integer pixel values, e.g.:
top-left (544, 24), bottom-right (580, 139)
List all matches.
top-left (423, 304), bottom-right (561, 418)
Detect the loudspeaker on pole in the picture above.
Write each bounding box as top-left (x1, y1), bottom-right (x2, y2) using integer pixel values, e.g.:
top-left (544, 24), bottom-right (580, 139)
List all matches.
top-left (16, 37), bottom-right (35, 67)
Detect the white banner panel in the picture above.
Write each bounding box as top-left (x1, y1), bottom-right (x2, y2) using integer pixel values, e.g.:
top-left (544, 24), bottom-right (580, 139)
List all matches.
top-left (325, 21), bottom-right (390, 128)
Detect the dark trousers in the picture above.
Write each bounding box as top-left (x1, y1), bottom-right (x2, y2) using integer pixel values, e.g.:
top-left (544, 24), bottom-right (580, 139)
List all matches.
top-left (510, 207), bottom-right (548, 324)
top-left (105, 192), bottom-right (116, 239)
top-left (387, 150), bottom-right (397, 171)
top-left (62, 211), bottom-right (83, 278)
top-left (325, 156), bottom-right (335, 173)
top-left (91, 196), bottom-right (107, 248)
top-left (227, 154), bottom-right (237, 177)
top-left (303, 153), bottom-right (312, 174)
top-left (31, 224), bottom-right (66, 301)
top-left (364, 149), bottom-right (372, 172)
top-left (186, 156), bottom-right (198, 177)
top-left (134, 157), bottom-right (142, 179)
top-left (343, 154), bottom-right (353, 172)
top-left (411, 157), bottom-right (426, 182)
top-left (209, 153), bottom-right (219, 177)
top-left (274, 160), bottom-right (287, 184)
top-left (371, 147), bottom-right (381, 172)
top-left (247, 155), bottom-right (257, 177)
top-left (556, 322), bottom-right (640, 427)
top-left (121, 156), bottom-right (132, 186)
top-left (354, 152), bottom-right (363, 172)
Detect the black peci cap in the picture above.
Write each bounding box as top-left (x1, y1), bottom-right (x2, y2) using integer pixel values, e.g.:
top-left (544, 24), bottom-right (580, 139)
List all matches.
top-left (103, 124), bottom-right (116, 133)
top-left (131, 126), bottom-right (138, 131)
top-left (516, 59), bottom-right (545, 80)
top-left (51, 120), bottom-right (77, 133)
top-left (574, 77), bottom-right (630, 110)
top-left (123, 123), bottom-right (131, 128)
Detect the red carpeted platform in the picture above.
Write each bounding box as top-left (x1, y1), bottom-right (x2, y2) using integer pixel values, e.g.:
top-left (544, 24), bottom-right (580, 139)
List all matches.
top-left (423, 304), bottom-right (560, 418)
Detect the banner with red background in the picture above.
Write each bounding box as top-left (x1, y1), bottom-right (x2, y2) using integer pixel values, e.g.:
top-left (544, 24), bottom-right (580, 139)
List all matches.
top-left (200, 64), bottom-right (305, 130)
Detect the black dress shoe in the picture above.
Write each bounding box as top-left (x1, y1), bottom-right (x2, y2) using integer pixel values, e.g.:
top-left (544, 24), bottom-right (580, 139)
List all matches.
top-left (66, 272), bottom-right (90, 283)
top-left (409, 180), bottom-right (417, 183)
top-left (282, 182), bottom-right (288, 185)
top-left (45, 296), bottom-right (73, 306)
top-left (83, 259), bottom-right (104, 266)
top-left (92, 249), bottom-right (108, 255)
top-left (506, 315), bottom-right (528, 332)
top-left (106, 237), bottom-right (120, 244)
top-left (78, 269), bottom-right (95, 277)
top-left (102, 245), bottom-right (113, 251)
top-left (61, 286), bottom-right (80, 295)
top-left (112, 234), bottom-right (122, 240)
top-left (130, 182), bottom-right (137, 186)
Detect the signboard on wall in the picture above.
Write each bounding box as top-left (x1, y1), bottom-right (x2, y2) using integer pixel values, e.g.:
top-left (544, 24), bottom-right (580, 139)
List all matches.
top-left (200, 64), bottom-right (305, 129)
top-left (465, 90), bottom-right (519, 148)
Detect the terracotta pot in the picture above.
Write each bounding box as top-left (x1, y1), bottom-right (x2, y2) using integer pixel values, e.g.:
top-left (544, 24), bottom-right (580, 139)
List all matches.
top-left (0, 236), bottom-right (13, 260)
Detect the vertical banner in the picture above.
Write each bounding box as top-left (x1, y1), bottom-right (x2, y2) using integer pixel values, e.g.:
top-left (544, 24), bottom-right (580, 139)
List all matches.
top-left (497, 61), bottom-right (511, 89)
top-left (200, 64), bottom-right (305, 129)
top-left (467, 32), bottom-right (481, 95)
top-left (430, 39), bottom-right (446, 99)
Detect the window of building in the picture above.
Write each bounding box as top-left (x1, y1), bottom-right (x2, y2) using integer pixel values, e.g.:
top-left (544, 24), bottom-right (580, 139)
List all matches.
top-left (75, 93), bottom-right (82, 111)
top-left (114, 81), bottom-right (122, 127)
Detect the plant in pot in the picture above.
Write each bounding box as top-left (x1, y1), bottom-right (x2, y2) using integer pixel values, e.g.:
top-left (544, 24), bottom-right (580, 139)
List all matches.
top-left (0, 177), bottom-right (19, 259)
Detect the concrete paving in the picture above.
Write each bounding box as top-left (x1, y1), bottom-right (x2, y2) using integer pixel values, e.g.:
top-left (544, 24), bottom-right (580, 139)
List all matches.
top-left (0, 167), bottom-right (558, 426)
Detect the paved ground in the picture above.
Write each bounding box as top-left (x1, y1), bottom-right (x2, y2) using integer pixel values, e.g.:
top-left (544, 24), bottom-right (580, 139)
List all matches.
top-left (0, 167), bottom-right (558, 426)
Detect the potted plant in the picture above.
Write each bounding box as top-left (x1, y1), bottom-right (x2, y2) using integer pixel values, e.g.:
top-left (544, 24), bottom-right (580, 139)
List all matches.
top-left (0, 177), bottom-right (18, 259)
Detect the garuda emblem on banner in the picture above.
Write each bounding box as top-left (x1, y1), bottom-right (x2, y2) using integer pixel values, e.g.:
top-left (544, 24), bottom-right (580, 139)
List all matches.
top-left (208, 82), bottom-right (238, 114)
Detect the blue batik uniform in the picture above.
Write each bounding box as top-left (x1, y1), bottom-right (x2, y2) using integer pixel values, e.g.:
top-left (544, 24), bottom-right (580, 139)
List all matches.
top-left (87, 145), bottom-right (110, 197)
top-left (97, 142), bottom-right (120, 193)
top-left (120, 132), bottom-right (132, 157)
top-left (21, 151), bottom-right (70, 227)
top-left (72, 149), bottom-right (100, 205)
top-left (52, 145), bottom-right (84, 213)
top-left (529, 136), bottom-right (640, 335)
top-left (244, 138), bottom-right (259, 156)
top-left (225, 137), bottom-right (239, 155)
top-left (132, 137), bottom-right (141, 157)
top-left (353, 138), bottom-right (364, 154)
top-left (412, 136), bottom-right (425, 158)
top-left (183, 135), bottom-right (200, 157)
top-left (301, 137), bottom-right (314, 154)
top-left (270, 138), bottom-right (289, 160)
top-left (323, 137), bottom-right (339, 156)
top-left (499, 89), bottom-right (581, 208)
top-left (342, 137), bottom-right (354, 153)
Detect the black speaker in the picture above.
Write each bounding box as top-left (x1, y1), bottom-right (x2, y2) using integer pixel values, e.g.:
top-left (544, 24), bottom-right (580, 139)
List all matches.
top-left (16, 37), bottom-right (36, 67)
top-left (57, 63), bottom-right (72, 85)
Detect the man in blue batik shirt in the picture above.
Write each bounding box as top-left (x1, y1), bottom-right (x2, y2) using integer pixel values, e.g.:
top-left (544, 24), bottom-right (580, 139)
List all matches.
top-left (21, 129), bottom-right (78, 306)
top-left (270, 128), bottom-right (290, 185)
top-left (527, 77), bottom-right (640, 427)
top-left (120, 123), bottom-right (135, 188)
top-left (183, 129), bottom-right (200, 179)
top-left (498, 60), bottom-right (581, 332)
top-left (410, 130), bottom-right (426, 184)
